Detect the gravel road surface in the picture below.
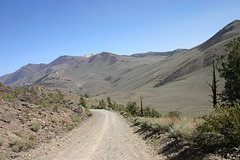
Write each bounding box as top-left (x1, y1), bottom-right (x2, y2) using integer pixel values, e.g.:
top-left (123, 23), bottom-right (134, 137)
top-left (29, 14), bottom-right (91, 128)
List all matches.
top-left (36, 109), bottom-right (160, 160)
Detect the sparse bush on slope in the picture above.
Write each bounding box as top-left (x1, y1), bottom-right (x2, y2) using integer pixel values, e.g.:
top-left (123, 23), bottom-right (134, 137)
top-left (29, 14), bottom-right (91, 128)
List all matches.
top-left (9, 135), bottom-right (36, 153)
top-left (29, 122), bottom-right (41, 132)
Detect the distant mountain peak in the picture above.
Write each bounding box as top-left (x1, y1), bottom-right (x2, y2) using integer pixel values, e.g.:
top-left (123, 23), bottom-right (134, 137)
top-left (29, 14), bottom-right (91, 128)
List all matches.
top-left (82, 54), bottom-right (94, 58)
top-left (198, 20), bottom-right (240, 50)
top-left (228, 19), bottom-right (240, 25)
top-left (87, 52), bottom-right (118, 65)
top-left (99, 52), bottom-right (114, 56)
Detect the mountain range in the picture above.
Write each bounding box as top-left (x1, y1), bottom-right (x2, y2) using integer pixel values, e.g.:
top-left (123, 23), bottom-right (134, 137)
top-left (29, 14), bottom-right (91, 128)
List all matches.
top-left (1, 20), bottom-right (240, 115)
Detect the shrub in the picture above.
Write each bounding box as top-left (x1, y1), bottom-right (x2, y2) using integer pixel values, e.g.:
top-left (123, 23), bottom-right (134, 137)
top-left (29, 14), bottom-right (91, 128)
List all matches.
top-left (23, 88), bottom-right (30, 93)
top-left (33, 91), bottom-right (38, 95)
top-left (19, 116), bottom-right (26, 124)
top-left (37, 98), bottom-right (49, 108)
top-left (79, 95), bottom-right (87, 108)
top-left (166, 111), bottom-right (180, 118)
top-left (48, 93), bottom-right (54, 99)
top-left (83, 106), bottom-right (92, 117)
top-left (13, 87), bottom-right (22, 97)
top-left (55, 90), bottom-right (65, 103)
top-left (153, 117), bottom-right (175, 133)
top-left (13, 130), bottom-right (23, 138)
top-left (135, 117), bottom-right (175, 133)
top-left (147, 107), bottom-right (161, 118)
top-left (9, 137), bottom-right (36, 152)
top-left (125, 101), bottom-right (139, 116)
top-left (53, 104), bottom-right (60, 112)
top-left (1, 94), bottom-right (7, 101)
top-left (135, 118), bottom-right (152, 129)
top-left (87, 112), bottom-right (93, 117)
top-left (70, 114), bottom-right (81, 123)
top-left (66, 123), bottom-right (75, 131)
top-left (29, 122), bottom-right (41, 132)
top-left (84, 93), bottom-right (89, 98)
top-left (169, 117), bottom-right (196, 140)
top-left (0, 139), bottom-right (3, 146)
top-left (98, 99), bottom-right (107, 109)
top-left (2, 93), bottom-right (17, 103)
top-left (91, 105), bottom-right (97, 109)
top-left (143, 106), bottom-right (151, 117)
top-left (9, 140), bottom-right (22, 152)
top-left (196, 102), bottom-right (240, 148)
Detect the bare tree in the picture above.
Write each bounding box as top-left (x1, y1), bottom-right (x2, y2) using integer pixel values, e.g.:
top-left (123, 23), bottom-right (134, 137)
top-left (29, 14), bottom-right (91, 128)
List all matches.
top-left (140, 95), bottom-right (144, 117)
top-left (207, 60), bottom-right (219, 108)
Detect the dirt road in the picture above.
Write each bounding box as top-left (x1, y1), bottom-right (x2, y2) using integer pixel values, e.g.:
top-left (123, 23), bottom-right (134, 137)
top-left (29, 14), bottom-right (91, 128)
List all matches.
top-left (36, 109), bottom-right (160, 160)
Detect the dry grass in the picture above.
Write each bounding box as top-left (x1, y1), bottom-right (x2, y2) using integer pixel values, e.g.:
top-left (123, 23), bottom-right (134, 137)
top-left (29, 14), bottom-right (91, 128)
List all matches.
top-left (169, 117), bottom-right (197, 140)
top-left (135, 116), bottom-right (197, 139)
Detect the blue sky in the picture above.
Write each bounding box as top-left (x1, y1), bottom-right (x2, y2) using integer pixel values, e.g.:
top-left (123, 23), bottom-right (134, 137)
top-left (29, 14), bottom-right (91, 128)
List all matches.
top-left (0, 0), bottom-right (240, 76)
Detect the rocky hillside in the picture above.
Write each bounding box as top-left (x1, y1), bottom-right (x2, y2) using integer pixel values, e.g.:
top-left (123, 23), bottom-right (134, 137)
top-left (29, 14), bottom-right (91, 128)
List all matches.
top-left (0, 83), bottom-right (91, 159)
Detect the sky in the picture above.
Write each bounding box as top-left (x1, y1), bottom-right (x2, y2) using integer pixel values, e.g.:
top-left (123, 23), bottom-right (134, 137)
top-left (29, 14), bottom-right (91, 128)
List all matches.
top-left (0, 0), bottom-right (240, 77)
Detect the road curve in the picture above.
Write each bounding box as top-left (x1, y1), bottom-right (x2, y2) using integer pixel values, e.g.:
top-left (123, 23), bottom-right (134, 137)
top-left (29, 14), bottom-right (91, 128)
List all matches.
top-left (36, 109), bottom-right (160, 160)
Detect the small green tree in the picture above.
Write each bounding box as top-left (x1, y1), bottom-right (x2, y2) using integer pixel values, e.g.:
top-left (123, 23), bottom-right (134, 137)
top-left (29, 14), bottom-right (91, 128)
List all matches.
top-left (84, 93), bottom-right (89, 98)
top-left (13, 87), bottom-right (22, 97)
top-left (217, 37), bottom-right (240, 104)
top-left (79, 95), bottom-right (87, 108)
top-left (167, 111), bottom-right (180, 118)
top-left (150, 108), bottom-right (161, 118)
top-left (125, 101), bottom-right (139, 116)
top-left (1, 94), bottom-right (7, 101)
top-left (143, 106), bottom-right (151, 117)
top-left (98, 99), bottom-right (106, 109)
top-left (107, 96), bottom-right (113, 110)
top-left (53, 104), bottom-right (60, 112)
